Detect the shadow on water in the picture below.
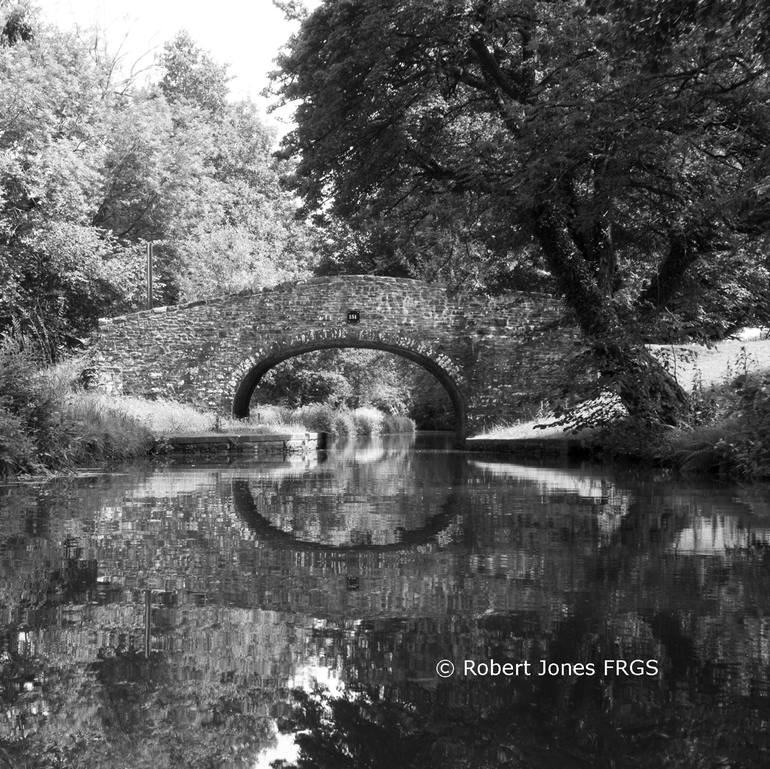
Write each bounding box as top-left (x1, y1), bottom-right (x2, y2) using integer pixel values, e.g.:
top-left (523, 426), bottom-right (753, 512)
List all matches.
top-left (0, 434), bottom-right (769, 767)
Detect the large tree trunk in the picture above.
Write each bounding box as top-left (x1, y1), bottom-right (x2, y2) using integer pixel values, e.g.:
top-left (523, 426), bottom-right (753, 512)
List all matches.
top-left (533, 202), bottom-right (689, 425)
top-left (590, 339), bottom-right (690, 426)
top-left (532, 202), bottom-right (618, 336)
top-left (636, 231), bottom-right (700, 312)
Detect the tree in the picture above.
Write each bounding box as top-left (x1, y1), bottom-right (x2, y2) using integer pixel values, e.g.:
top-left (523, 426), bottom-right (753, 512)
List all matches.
top-left (0, 0), bottom-right (32, 45)
top-left (0, 12), bottom-right (318, 347)
top-left (172, 99), bottom-right (320, 301)
top-left (313, 196), bottom-right (555, 296)
top-left (0, 7), bottom-right (139, 344)
top-left (274, 0), bottom-right (770, 423)
top-left (158, 30), bottom-right (229, 114)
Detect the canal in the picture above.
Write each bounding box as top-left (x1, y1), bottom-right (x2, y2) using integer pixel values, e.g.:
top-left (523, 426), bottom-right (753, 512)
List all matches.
top-left (1, 433), bottom-right (769, 767)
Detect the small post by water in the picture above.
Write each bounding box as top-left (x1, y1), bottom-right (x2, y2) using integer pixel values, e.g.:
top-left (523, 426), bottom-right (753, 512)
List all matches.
top-left (146, 242), bottom-right (154, 309)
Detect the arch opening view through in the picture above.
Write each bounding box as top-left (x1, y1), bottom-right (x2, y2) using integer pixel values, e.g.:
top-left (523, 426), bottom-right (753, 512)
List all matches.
top-left (231, 343), bottom-right (465, 442)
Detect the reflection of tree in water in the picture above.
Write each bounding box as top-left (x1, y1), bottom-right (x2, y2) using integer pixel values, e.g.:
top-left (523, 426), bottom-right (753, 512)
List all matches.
top-left (272, 490), bottom-right (770, 769)
top-left (2, 461), bottom-right (770, 767)
top-left (278, 685), bottom-right (765, 769)
top-left (2, 649), bottom-right (274, 768)
top-left (87, 651), bottom-right (271, 769)
top-left (1, 590), bottom-right (277, 768)
top-left (276, 610), bottom-right (768, 769)
top-left (0, 481), bottom-right (279, 769)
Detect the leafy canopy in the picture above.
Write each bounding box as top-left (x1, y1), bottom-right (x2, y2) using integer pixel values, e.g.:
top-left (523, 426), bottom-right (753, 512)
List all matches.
top-left (275, 0), bottom-right (770, 333)
top-left (0, 5), bottom-right (318, 349)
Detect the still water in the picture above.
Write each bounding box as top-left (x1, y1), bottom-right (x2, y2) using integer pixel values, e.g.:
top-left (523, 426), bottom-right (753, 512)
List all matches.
top-left (1, 434), bottom-right (769, 768)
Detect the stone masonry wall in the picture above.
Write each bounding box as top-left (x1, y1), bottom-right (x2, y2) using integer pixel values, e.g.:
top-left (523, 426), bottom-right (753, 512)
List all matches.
top-left (93, 275), bottom-right (581, 440)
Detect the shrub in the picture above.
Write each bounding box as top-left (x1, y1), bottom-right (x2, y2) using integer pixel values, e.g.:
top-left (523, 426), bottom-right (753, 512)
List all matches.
top-left (352, 406), bottom-right (384, 435)
top-left (332, 410), bottom-right (356, 438)
top-left (296, 403), bottom-right (338, 435)
top-left (583, 418), bottom-right (669, 462)
top-left (0, 340), bottom-right (74, 475)
top-left (0, 344), bottom-right (156, 476)
top-left (662, 371), bottom-right (770, 477)
top-left (0, 409), bottom-right (37, 477)
top-left (382, 414), bottom-right (416, 434)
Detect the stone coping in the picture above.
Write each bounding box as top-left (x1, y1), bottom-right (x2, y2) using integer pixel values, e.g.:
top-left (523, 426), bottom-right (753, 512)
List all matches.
top-left (155, 431), bottom-right (326, 452)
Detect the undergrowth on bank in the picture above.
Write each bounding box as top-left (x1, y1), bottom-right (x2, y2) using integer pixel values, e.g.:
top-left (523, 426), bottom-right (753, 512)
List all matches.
top-left (473, 344), bottom-right (770, 479)
top-left (662, 372), bottom-right (770, 477)
top-left (562, 371), bottom-right (770, 478)
top-left (0, 343), bottom-right (154, 477)
top-left (581, 343), bottom-right (770, 476)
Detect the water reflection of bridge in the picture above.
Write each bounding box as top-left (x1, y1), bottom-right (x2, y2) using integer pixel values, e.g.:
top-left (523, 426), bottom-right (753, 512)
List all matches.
top-left (81, 458), bottom-right (640, 619)
top-left (8, 453), bottom-right (770, 628)
top-left (5, 447), bottom-right (770, 766)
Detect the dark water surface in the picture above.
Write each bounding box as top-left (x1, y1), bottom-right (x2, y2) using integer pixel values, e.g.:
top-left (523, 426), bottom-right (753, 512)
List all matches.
top-left (1, 434), bottom-right (769, 768)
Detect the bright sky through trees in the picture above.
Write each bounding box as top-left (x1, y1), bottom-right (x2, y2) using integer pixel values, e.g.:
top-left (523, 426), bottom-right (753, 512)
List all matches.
top-left (44, 0), bottom-right (314, 128)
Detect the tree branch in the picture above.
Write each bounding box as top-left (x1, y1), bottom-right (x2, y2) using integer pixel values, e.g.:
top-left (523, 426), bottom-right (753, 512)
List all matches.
top-left (467, 33), bottom-right (525, 103)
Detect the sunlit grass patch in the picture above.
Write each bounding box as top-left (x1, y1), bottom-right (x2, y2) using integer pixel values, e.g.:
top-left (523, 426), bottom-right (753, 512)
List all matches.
top-left (649, 338), bottom-right (770, 390)
top-left (63, 393), bottom-right (154, 459)
top-left (473, 419), bottom-right (569, 440)
top-left (472, 393), bottom-right (622, 440)
top-left (84, 394), bottom-right (216, 434)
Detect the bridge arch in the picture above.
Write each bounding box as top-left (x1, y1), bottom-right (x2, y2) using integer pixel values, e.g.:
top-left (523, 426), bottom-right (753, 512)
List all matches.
top-left (227, 328), bottom-right (467, 442)
top-left (94, 275), bottom-right (578, 435)
top-left (232, 479), bottom-right (459, 553)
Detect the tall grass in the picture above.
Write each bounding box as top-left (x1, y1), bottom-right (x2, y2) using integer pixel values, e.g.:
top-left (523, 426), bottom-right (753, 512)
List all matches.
top-left (382, 413), bottom-right (416, 433)
top-left (288, 404), bottom-right (414, 438)
top-left (0, 347), bottom-right (154, 477)
top-left (63, 394), bottom-right (155, 463)
top-left (331, 410), bottom-right (357, 438)
top-left (80, 393), bottom-right (216, 434)
top-left (351, 406), bottom-right (385, 435)
top-left (250, 405), bottom-right (294, 426)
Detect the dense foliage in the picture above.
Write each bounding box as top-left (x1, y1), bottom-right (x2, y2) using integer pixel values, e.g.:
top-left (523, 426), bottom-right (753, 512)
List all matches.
top-left (253, 349), bottom-right (455, 429)
top-left (0, 6), bottom-right (318, 351)
top-left (661, 368), bottom-right (770, 477)
top-left (274, 0), bottom-right (770, 421)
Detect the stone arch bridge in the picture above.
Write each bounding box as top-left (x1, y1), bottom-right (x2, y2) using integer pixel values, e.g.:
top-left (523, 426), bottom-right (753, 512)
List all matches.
top-left (94, 276), bottom-right (579, 442)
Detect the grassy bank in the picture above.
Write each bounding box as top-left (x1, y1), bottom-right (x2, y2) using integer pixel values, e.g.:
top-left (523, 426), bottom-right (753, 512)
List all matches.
top-left (0, 350), bottom-right (155, 477)
top-left (0, 350), bottom-right (415, 478)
